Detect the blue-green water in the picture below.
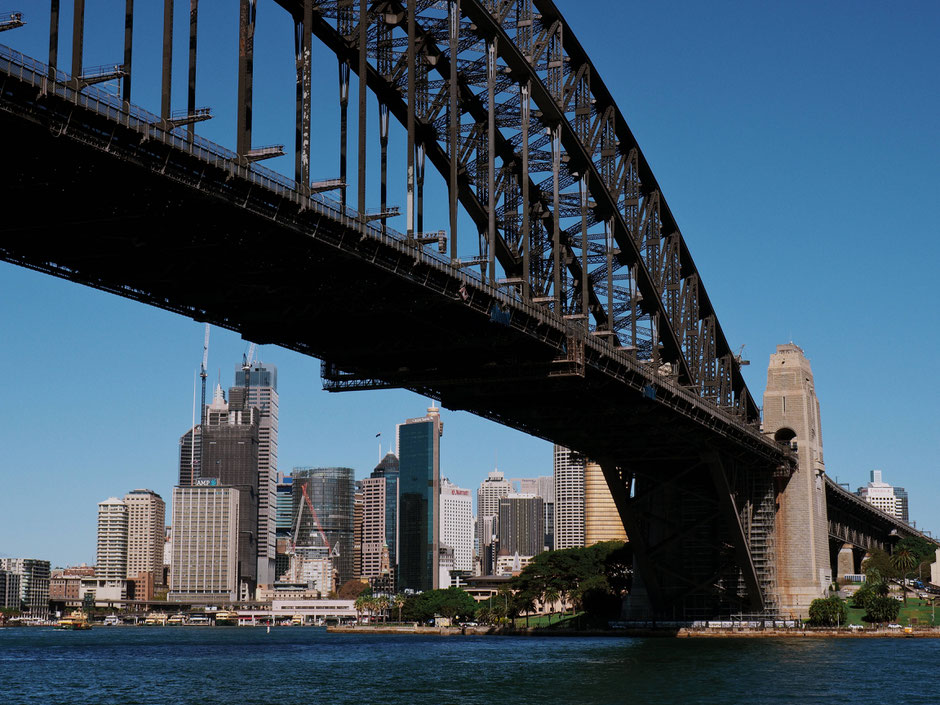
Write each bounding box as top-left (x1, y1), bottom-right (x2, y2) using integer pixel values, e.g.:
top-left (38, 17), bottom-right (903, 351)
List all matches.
top-left (1, 627), bottom-right (938, 704)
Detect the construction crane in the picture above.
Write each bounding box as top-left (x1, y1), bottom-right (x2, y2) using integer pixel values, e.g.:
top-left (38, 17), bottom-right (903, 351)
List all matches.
top-left (200, 324), bottom-right (210, 427)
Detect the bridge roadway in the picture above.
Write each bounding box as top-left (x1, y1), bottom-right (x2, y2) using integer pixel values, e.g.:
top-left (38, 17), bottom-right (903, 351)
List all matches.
top-left (2, 43), bottom-right (930, 617)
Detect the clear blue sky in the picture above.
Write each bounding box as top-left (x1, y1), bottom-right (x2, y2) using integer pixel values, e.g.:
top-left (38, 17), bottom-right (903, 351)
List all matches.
top-left (1, 1), bottom-right (937, 567)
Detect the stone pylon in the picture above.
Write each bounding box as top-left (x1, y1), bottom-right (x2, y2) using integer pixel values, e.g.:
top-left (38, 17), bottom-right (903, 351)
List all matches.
top-left (763, 344), bottom-right (831, 617)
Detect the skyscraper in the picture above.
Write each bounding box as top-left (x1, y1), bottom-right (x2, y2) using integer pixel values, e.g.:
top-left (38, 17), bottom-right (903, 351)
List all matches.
top-left (360, 476), bottom-right (392, 587)
top-left (397, 406), bottom-right (443, 592)
top-left (584, 462), bottom-right (627, 545)
top-left (440, 478), bottom-right (473, 581)
top-left (554, 445), bottom-right (585, 549)
top-left (96, 497), bottom-right (129, 582)
top-left (169, 486), bottom-right (240, 602)
top-left (291, 467), bottom-right (356, 587)
top-left (201, 384), bottom-right (260, 596)
top-left (857, 470), bottom-right (908, 522)
top-left (497, 494), bottom-right (545, 558)
top-left (124, 489), bottom-right (166, 585)
top-left (233, 362), bottom-right (278, 585)
top-left (476, 468), bottom-right (513, 559)
top-left (370, 451), bottom-right (400, 571)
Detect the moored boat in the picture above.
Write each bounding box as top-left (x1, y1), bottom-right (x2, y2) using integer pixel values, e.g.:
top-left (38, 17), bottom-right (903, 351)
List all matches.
top-left (56, 611), bottom-right (92, 630)
top-left (213, 610), bottom-right (239, 626)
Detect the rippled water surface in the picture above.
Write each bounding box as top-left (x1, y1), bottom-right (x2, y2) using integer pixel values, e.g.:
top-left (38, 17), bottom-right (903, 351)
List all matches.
top-left (2, 627), bottom-right (938, 704)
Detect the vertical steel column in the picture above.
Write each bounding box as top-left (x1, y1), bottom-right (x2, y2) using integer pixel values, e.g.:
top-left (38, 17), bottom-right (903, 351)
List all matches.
top-left (162, 0), bottom-right (174, 120)
top-left (417, 145), bottom-right (425, 236)
top-left (187, 0), bottom-right (199, 139)
top-left (520, 81), bottom-right (530, 299)
top-left (406, 0), bottom-right (415, 241)
top-left (630, 264), bottom-right (638, 350)
top-left (448, 0), bottom-right (459, 261)
top-left (551, 125), bottom-right (561, 308)
top-left (122, 0), bottom-right (133, 102)
top-left (237, 0), bottom-right (256, 156)
top-left (48, 0), bottom-right (59, 77)
top-left (338, 60), bottom-right (350, 211)
top-left (357, 0), bottom-right (367, 220)
top-left (486, 38), bottom-right (497, 283)
top-left (606, 218), bottom-right (614, 335)
top-left (580, 175), bottom-right (589, 328)
top-left (294, 0), bottom-right (313, 189)
top-left (71, 0), bottom-right (84, 78)
top-left (379, 103), bottom-right (389, 235)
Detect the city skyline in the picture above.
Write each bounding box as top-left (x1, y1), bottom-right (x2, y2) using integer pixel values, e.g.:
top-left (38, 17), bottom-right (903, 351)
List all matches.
top-left (1, 1), bottom-right (937, 567)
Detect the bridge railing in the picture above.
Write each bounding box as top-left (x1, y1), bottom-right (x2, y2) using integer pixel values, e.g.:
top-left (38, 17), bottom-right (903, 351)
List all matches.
top-left (0, 42), bottom-right (781, 454)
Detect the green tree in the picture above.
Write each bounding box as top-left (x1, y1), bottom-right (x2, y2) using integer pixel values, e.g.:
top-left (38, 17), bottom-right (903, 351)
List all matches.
top-left (862, 549), bottom-right (898, 581)
top-left (891, 549), bottom-right (918, 603)
top-left (865, 595), bottom-right (900, 624)
top-left (393, 593), bottom-right (406, 623)
top-left (808, 595), bottom-right (847, 627)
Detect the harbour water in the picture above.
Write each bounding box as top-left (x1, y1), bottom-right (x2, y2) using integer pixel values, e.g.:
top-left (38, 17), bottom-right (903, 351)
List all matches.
top-left (2, 627), bottom-right (938, 704)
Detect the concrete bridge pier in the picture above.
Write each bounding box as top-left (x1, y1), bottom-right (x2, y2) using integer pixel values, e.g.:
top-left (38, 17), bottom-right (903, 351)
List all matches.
top-left (763, 344), bottom-right (832, 618)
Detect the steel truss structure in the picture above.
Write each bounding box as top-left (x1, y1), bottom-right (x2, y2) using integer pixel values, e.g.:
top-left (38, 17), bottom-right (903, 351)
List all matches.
top-left (6, 2), bottom-right (928, 618)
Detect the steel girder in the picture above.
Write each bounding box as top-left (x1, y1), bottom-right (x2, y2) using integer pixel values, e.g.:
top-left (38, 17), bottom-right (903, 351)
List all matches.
top-left (270, 0), bottom-right (758, 422)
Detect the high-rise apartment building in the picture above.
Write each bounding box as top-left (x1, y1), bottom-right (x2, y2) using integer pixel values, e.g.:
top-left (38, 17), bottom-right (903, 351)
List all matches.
top-left (397, 406), bottom-right (443, 592)
top-left (440, 478), bottom-right (473, 579)
top-left (0, 559), bottom-right (50, 620)
top-left (124, 489), bottom-right (166, 585)
top-left (233, 363), bottom-right (278, 585)
top-left (353, 485), bottom-right (365, 580)
top-left (201, 384), bottom-right (260, 595)
top-left (0, 570), bottom-right (21, 611)
top-left (291, 467), bottom-right (356, 587)
top-left (554, 446), bottom-right (585, 549)
top-left (857, 470), bottom-right (908, 522)
top-left (370, 452), bottom-right (400, 571)
top-left (477, 469), bottom-right (513, 559)
top-left (584, 462), bottom-right (627, 545)
top-left (97, 497), bottom-right (129, 582)
top-left (497, 494), bottom-right (545, 558)
top-left (169, 486), bottom-right (240, 602)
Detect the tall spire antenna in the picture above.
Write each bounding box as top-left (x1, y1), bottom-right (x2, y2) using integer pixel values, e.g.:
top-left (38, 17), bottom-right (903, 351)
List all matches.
top-left (200, 324), bottom-right (210, 428)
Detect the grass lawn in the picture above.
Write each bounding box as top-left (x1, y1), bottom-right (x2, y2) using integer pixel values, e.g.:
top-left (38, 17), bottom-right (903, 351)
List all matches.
top-left (843, 597), bottom-right (938, 627)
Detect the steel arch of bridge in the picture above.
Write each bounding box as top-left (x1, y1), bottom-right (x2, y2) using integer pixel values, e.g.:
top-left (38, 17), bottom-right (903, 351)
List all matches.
top-left (263, 0), bottom-right (757, 421)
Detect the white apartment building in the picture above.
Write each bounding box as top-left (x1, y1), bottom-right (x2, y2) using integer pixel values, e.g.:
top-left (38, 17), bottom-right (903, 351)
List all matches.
top-left (554, 445), bottom-right (585, 549)
top-left (97, 497), bottom-right (129, 582)
top-left (857, 470), bottom-right (906, 521)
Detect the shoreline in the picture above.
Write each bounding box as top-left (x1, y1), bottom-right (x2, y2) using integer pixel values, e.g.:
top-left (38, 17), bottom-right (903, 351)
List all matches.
top-left (327, 624), bottom-right (940, 639)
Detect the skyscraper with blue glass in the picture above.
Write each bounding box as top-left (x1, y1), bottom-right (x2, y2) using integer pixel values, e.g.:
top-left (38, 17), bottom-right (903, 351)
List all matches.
top-left (396, 406), bottom-right (443, 593)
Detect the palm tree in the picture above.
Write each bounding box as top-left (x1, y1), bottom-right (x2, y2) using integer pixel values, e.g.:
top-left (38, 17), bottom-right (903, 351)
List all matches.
top-left (354, 595), bottom-right (368, 623)
top-left (394, 593), bottom-right (406, 623)
top-left (543, 588), bottom-right (560, 624)
top-left (891, 549), bottom-right (918, 603)
top-left (376, 595), bottom-right (390, 623)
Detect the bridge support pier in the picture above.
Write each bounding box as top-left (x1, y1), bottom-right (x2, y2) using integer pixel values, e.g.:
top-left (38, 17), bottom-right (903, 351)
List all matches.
top-left (603, 450), bottom-right (775, 620)
top-left (763, 344), bottom-right (831, 618)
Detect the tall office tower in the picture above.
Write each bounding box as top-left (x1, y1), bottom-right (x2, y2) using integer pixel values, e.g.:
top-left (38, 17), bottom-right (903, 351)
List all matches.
top-left (370, 452), bottom-right (400, 571)
top-left (353, 485), bottom-right (364, 580)
top-left (178, 425), bottom-right (202, 486)
top-left (233, 362), bottom-right (278, 586)
top-left (554, 445), bottom-right (585, 549)
top-left (201, 384), bottom-right (260, 596)
top-left (97, 497), bottom-right (129, 582)
top-left (0, 569), bottom-right (20, 611)
top-left (763, 343), bottom-right (830, 617)
top-left (275, 474), bottom-right (294, 580)
top-left (537, 475), bottom-right (555, 551)
top-left (857, 470), bottom-right (907, 522)
top-left (476, 469), bottom-right (513, 558)
top-left (440, 479), bottom-right (474, 580)
top-left (895, 486), bottom-right (910, 524)
top-left (361, 476), bottom-right (392, 586)
top-left (169, 486), bottom-right (241, 602)
top-left (584, 462), bottom-right (628, 545)
top-left (291, 467), bottom-right (356, 587)
top-left (397, 406), bottom-right (443, 592)
top-left (124, 489), bottom-right (166, 585)
top-left (511, 477), bottom-right (540, 494)
top-left (0, 559), bottom-right (51, 620)
top-left (497, 494), bottom-right (545, 558)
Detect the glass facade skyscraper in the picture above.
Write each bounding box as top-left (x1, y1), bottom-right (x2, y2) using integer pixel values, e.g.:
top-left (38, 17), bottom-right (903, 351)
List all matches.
top-left (370, 451), bottom-right (400, 570)
top-left (291, 467), bottom-right (356, 586)
top-left (397, 407), bottom-right (442, 593)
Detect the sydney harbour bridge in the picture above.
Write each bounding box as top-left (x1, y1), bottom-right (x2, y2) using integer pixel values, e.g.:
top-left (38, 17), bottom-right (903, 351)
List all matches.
top-left (0, 2), bottom-right (929, 619)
